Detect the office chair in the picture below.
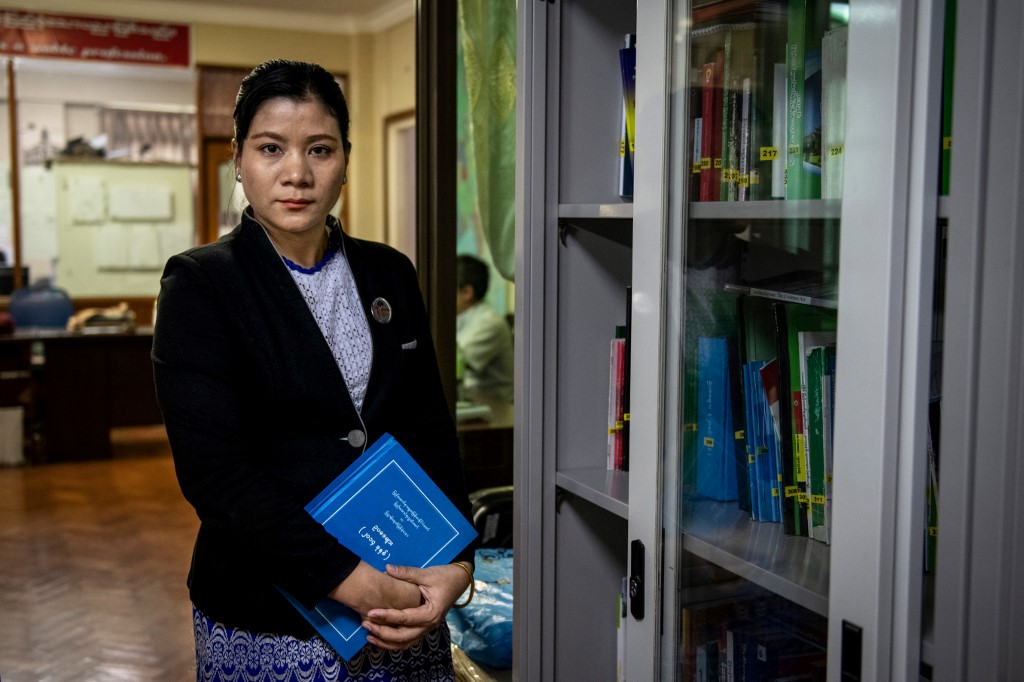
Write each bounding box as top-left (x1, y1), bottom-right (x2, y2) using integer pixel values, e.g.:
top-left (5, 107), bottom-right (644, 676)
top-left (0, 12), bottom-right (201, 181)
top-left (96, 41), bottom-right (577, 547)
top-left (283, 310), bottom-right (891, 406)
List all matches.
top-left (8, 280), bottom-right (74, 329)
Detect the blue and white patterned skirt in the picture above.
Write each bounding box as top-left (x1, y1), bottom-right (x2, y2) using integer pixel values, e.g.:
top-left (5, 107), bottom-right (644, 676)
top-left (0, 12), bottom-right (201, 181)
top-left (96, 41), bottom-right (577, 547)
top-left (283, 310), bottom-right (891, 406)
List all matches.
top-left (193, 606), bottom-right (455, 682)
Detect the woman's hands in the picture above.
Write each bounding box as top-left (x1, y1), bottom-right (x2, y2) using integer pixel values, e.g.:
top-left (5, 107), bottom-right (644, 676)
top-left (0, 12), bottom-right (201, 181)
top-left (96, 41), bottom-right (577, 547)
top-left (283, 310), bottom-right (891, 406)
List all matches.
top-left (328, 560), bottom-right (422, 617)
top-left (360, 563), bottom-right (473, 650)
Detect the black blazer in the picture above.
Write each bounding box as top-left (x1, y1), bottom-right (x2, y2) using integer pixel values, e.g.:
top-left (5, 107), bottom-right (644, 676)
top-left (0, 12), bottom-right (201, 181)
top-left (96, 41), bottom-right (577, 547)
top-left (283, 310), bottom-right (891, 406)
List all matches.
top-left (152, 211), bottom-right (472, 636)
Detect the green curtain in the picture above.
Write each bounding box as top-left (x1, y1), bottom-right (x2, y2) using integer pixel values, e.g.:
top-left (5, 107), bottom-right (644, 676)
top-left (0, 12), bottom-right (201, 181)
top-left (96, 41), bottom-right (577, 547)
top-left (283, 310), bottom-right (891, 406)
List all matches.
top-left (457, 0), bottom-right (516, 282)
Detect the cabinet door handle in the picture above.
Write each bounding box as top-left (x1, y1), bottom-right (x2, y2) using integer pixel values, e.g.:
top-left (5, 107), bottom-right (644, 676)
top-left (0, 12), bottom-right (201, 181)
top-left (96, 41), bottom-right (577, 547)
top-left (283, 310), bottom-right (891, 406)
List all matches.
top-left (841, 620), bottom-right (863, 680)
top-left (629, 539), bottom-right (644, 620)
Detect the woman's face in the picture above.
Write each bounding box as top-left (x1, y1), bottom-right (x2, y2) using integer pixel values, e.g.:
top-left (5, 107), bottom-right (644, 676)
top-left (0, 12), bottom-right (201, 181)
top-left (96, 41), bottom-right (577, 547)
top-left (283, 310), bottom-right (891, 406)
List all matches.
top-left (236, 97), bottom-right (348, 240)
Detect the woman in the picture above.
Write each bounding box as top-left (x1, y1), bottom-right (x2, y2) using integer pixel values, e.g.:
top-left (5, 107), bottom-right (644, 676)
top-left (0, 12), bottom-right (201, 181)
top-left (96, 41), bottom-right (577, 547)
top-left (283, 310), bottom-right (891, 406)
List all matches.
top-left (153, 59), bottom-right (474, 681)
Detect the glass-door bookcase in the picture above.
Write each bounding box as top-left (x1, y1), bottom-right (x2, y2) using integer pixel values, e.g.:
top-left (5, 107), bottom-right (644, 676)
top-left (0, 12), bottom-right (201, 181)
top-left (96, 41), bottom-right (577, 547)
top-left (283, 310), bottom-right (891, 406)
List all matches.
top-left (661, 2), bottom-right (841, 678)
top-left (627, 0), bottom-right (944, 678)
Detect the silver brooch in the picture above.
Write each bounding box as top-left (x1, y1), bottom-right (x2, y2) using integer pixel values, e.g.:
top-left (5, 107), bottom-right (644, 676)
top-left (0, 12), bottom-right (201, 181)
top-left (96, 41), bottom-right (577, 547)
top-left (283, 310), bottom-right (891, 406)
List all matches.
top-left (370, 297), bottom-right (392, 324)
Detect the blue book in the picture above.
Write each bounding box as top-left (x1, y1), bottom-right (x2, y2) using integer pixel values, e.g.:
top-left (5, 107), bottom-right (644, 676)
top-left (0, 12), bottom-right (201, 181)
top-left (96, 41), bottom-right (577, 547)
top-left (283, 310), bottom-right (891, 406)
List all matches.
top-left (745, 361), bottom-right (771, 522)
top-left (758, 358), bottom-right (785, 523)
top-left (696, 337), bottom-right (738, 501)
top-left (278, 433), bottom-right (477, 660)
top-left (742, 362), bottom-right (762, 521)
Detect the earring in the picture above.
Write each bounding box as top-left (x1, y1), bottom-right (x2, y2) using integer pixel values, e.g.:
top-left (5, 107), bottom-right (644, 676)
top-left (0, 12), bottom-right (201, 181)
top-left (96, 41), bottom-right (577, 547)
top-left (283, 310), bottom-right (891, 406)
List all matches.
top-left (342, 175), bottom-right (347, 186)
top-left (236, 173), bottom-right (242, 182)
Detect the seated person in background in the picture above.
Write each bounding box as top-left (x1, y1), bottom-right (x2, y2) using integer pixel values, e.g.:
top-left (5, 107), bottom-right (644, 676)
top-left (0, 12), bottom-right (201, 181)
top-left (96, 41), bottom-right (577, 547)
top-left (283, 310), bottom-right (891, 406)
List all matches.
top-left (456, 254), bottom-right (514, 403)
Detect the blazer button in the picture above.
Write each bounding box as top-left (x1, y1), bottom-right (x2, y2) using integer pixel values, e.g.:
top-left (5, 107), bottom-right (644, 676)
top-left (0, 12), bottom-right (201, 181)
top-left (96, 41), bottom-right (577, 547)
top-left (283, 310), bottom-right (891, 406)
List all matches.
top-left (347, 429), bottom-right (366, 448)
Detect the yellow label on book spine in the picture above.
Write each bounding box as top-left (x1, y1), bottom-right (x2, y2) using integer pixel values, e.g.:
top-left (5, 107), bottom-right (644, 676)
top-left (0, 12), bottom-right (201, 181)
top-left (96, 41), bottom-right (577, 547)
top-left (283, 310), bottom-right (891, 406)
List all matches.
top-left (772, 487), bottom-right (780, 497)
top-left (760, 146), bottom-right (779, 160)
top-left (943, 136), bottom-right (952, 150)
top-left (825, 474), bottom-right (833, 484)
top-left (929, 526), bottom-right (938, 537)
top-left (619, 139), bottom-right (625, 156)
top-left (788, 144), bottom-right (801, 156)
top-left (811, 494), bottom-right (826, 504)
top-left (797, 492), bottom-right (809, 504)
top-left (748, 455), bottom-right (756, 464)
top-left (700, 157), bottom-right (711, 170)
top-left (735, 430), bottom-right (745, 440)
top-left (713, 158), bottom-right (723, 169)
top-left (684, 423), bottom-right (697, 432)
top-left (794, 436), bottom-right (807, 481)
top-left (828, 145), bottom-right (844, 157)
top-left (784, 485), bottom-right (799, 498)
top-left (757, 446), bottom-right (769, 455)
top-left (703, 437), bottom-right (714, 447)
top-left (738, 174), bottom-right (749, 188)
top-left (615, 421), bottom-right (623, 429)
top-left (692, 162), bottom-right (702, 174)
top-left (623, 413), bottom-right (630, 421)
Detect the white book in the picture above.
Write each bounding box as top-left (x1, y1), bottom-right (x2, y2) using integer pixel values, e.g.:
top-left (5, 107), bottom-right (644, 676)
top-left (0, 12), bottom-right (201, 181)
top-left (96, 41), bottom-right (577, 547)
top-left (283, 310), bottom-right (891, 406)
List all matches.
top-left (821, 26), bottom-right (849, 199)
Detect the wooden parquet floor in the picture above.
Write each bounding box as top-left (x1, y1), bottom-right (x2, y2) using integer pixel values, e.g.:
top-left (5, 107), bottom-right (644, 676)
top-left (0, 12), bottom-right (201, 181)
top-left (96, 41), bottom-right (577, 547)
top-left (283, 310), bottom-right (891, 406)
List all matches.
top-left (0, 427), bottom-right (199, 681)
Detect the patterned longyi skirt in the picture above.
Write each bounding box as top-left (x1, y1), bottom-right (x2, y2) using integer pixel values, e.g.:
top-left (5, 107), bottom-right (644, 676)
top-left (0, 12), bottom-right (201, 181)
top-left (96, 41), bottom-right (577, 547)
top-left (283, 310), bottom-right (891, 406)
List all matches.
top-left (193, 606), bottom-right (455, 682)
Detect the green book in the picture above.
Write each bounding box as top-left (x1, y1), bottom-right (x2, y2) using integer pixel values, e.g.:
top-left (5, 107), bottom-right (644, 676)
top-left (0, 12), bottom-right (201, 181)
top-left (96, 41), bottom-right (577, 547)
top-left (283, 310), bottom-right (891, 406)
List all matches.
top-left (940, 0), bottom-right (957, 195)
top-left (800, 335), bottom-right (836, 543)
top-left (785, 0), bottom-right (828, 200)
top-left (777, 303), bottom-right (836, 536)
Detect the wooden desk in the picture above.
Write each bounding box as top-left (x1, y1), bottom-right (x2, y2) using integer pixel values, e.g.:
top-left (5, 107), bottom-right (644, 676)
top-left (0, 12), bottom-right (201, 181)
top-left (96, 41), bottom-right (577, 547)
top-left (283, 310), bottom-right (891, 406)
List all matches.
top-left (0, 328), bottom-right (162, 462)
top-left (456, 393), bottom-right (514, 493)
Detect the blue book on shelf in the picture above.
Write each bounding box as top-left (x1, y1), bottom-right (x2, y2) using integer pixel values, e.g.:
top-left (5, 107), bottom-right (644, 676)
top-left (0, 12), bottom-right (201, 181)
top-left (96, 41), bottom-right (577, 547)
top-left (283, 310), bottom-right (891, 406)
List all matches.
top-left (278, 433), bottom-right (477, 660)
top-left (745, 360), bottom-right (774, 522)
top-left (696, 337), bottom-right (738, 501)
top-left (742, 362), bottom-right (760, 520)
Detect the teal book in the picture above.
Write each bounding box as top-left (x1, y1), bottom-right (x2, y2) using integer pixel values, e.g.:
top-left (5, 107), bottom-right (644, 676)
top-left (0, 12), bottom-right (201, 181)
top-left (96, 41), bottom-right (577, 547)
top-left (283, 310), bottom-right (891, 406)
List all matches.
top-left (696, 337), bottom-right (739, 501)
top-left (278, 433), bottom-right (477, 660)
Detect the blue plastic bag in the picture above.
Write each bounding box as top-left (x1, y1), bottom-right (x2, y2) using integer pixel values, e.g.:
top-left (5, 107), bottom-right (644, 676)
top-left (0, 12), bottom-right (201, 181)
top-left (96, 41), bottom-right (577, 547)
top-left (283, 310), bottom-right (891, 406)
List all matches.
top-left (447, 548), bottom-right (513, 669)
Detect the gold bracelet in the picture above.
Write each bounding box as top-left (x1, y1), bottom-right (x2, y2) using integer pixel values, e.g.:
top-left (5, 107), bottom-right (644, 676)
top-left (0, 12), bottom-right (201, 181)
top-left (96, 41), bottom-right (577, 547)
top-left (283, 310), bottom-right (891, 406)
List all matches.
top-left (450, 561), bottom-right (475, 609)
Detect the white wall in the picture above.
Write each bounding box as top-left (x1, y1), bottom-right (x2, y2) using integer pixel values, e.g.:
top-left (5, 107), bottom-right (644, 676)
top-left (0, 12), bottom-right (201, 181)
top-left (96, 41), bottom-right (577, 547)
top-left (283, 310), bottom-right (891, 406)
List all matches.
top-left (54, 161), bottom-right (193, 297)
top-left (0, 59), bottom-right (196, 286)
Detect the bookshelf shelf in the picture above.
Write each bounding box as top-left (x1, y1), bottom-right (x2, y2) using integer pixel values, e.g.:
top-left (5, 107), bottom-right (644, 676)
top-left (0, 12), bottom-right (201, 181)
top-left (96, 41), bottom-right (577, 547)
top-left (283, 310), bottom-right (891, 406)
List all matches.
top-left (681, 500), bottom-right (830, 617)
top-left (688, 199), bottom-right (842, 221)
top-left (555, 467), bottom-right (629, 518)
top-left (558, 203), bottom-right (634, 219)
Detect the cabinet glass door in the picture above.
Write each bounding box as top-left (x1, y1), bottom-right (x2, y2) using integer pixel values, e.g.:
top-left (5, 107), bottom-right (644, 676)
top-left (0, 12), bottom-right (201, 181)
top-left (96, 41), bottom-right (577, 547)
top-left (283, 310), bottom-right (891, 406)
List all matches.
top-left (660, 1), bottom-right (849, 678)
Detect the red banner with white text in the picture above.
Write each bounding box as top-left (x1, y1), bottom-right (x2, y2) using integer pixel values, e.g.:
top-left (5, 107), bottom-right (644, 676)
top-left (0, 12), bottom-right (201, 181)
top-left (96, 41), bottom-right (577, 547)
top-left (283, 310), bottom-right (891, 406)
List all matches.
top-left (0, 9), bottom-right (189, 67)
